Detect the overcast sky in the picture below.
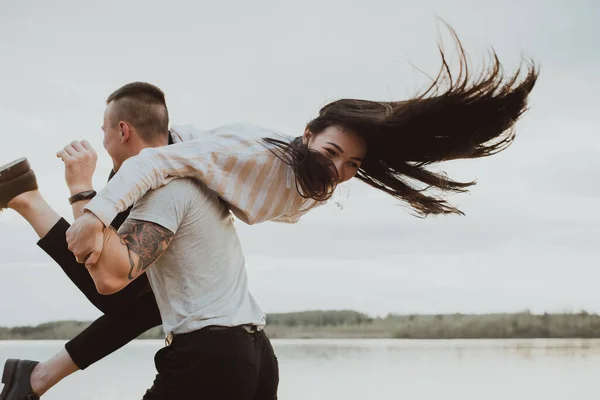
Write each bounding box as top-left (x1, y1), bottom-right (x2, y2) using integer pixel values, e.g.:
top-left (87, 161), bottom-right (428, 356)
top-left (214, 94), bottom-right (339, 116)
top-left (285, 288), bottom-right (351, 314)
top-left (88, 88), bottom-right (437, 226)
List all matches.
top-left (0, 0), bottom-right (598, 326)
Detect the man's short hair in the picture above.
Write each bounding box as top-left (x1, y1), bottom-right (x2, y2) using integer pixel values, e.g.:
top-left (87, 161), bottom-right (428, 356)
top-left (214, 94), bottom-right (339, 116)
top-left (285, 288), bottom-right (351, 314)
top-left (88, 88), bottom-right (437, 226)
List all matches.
top-left (106, 82), bottom-right (169, 143)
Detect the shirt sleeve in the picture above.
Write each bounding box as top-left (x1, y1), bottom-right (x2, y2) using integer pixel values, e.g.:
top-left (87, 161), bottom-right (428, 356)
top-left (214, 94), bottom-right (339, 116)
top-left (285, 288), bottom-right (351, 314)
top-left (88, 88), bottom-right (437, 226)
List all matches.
top-left (84, 133), bottom-right (272, 227)
top-left (126, 179), bottom-right (196, 235)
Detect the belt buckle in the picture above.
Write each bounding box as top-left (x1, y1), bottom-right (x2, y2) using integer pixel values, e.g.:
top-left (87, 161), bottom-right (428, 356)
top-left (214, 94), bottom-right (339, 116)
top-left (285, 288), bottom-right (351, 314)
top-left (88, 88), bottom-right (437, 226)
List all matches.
top-left (165, 331), bottom-right (174, 346)
top-left (244, 325), bottom-right (259, 334)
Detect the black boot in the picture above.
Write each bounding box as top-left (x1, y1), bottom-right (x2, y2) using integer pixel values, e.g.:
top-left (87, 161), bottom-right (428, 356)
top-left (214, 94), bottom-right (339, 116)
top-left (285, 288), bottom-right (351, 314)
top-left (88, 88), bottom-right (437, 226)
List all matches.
top-left (0, 158), bottom-right (38, 209)
top-left (0, 359), bottom-right (40, 400)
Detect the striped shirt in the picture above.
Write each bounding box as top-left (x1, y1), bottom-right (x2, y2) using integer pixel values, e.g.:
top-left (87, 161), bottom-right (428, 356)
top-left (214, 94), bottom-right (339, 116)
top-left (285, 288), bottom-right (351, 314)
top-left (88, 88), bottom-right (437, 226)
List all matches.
top-left (85, 123), bottom-right (326, 227)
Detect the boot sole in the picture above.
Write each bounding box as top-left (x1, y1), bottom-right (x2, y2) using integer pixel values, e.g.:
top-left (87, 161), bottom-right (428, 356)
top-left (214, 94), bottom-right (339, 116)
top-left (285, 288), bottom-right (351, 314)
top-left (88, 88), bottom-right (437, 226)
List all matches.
top-left (0, 359), bottom-right (18, 400)
top-left (0, 158), bottom-right (30, 183)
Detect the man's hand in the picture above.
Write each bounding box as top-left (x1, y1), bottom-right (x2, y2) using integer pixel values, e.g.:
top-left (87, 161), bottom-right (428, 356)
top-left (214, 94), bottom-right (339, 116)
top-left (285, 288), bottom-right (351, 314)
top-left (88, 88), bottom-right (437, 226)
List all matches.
top-left (66, 211), bottom-right (106, 266)
top-left (56, 140), bottom-right (98, 195)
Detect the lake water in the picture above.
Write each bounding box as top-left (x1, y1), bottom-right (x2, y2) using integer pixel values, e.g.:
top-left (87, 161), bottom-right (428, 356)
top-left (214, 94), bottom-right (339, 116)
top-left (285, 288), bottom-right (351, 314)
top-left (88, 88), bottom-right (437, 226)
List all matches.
top-left (1, 339), bottom-right (599, 399)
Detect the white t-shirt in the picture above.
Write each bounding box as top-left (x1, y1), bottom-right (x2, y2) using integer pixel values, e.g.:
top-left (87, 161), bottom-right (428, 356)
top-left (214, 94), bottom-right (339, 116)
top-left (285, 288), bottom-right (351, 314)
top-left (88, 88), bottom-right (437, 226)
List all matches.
top-left (127, 178), bottom-right (265, 335)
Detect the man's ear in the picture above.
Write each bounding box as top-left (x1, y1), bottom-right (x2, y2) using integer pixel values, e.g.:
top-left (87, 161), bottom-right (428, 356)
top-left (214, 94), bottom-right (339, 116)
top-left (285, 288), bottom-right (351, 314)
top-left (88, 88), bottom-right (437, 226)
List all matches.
top-left (119, 122), bottom-right (131, 143)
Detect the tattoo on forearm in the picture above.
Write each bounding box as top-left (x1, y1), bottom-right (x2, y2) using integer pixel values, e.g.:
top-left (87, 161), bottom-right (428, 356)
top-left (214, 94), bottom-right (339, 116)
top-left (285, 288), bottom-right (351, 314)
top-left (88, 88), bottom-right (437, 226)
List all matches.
top-left (118, 219), bottom-right (174, 280)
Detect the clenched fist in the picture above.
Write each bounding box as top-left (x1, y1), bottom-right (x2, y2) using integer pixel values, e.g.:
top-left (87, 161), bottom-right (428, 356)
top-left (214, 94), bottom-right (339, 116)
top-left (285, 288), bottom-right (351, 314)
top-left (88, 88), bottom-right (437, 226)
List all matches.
top-left (56, 140), bottom-right (98, 195)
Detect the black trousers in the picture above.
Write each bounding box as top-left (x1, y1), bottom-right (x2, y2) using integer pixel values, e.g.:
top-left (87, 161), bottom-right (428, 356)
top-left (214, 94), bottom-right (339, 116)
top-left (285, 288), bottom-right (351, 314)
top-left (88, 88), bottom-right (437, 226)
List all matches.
top-left (143, 327), bottom-right (279, 399)
top-left (36, 217), bottom-right (278, 398)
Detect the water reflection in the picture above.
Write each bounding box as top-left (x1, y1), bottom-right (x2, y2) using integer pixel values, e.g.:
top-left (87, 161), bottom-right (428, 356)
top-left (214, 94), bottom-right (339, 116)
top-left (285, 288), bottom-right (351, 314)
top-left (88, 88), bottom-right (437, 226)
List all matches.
top-left (1, 339), bottom-right (599, 399)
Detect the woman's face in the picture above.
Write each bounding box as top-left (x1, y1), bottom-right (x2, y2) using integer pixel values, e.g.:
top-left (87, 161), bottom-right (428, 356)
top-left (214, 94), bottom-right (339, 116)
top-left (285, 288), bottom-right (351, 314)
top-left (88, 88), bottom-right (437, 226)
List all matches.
top-left (304, 125), bottom-right (367, 183)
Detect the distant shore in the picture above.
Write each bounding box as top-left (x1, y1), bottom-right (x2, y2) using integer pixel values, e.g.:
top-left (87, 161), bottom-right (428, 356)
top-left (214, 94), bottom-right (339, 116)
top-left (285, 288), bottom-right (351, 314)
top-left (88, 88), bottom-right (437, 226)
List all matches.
top-left (2, 310), bottom-right (600, 340)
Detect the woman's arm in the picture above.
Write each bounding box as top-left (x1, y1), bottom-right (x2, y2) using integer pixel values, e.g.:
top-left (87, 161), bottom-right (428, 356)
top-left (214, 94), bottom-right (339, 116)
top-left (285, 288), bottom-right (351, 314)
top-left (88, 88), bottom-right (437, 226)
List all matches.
top-left (84, 129), bottom-right (270, 227)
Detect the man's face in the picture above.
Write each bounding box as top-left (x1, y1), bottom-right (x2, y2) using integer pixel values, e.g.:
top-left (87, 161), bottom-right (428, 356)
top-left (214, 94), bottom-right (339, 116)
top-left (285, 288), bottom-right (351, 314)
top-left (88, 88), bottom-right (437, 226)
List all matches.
top-left (102, 102), bottom-right (126, 170)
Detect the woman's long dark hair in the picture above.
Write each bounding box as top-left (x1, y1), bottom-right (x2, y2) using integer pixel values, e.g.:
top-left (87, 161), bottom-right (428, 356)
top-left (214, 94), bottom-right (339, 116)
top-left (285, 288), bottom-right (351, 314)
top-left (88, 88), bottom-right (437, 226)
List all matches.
top-left (263, 27), bottom-right (539, 215)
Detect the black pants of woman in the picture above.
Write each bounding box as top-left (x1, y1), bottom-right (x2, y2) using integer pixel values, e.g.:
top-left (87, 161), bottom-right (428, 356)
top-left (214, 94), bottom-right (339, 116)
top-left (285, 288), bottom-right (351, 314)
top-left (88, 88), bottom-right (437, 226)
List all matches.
top-left (37, 214), bottom-right (162, 370)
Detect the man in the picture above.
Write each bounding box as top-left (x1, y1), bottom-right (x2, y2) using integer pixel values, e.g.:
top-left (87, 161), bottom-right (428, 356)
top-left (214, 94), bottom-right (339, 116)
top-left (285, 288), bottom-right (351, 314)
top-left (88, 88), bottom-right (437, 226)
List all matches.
top-left (0, 82), bottom-right (278, 399)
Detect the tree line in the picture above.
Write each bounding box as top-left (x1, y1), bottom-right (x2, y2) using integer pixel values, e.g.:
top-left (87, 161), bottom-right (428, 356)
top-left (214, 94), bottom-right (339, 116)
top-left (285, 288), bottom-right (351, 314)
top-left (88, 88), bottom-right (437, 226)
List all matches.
top-left (2, 310), bottom-right (600, 340)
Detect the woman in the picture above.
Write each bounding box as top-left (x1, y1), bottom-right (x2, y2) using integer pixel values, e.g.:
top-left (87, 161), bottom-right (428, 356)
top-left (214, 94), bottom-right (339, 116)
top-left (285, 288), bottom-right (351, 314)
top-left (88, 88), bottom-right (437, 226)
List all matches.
top-left (0, 29), bottom-right (537, 399)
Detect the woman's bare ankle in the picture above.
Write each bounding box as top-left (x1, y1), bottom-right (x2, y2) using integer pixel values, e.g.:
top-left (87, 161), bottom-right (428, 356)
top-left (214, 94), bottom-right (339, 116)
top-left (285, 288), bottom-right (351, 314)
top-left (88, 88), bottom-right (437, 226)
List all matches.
top-left (29, 362), bottom-right (51, 396)
top-left (29, 348), bottom-right (80, 396)
top-left (6, 190), bottom-right (42, 212)
top-left (6, 190), bottom-right (61, 238)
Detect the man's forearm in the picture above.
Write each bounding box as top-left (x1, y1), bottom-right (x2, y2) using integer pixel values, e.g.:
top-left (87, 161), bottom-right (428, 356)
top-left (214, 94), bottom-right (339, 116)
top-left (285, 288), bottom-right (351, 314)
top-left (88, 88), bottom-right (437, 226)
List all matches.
top-left (87, 228), bottom-right (132, 295)
top-left (86, 219), bottom-right (174, 295)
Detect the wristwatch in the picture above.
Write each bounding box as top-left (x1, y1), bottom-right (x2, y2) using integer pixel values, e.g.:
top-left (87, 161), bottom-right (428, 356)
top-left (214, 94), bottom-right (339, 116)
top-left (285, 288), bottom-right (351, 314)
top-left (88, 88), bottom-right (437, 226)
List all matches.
top-left (69, 190), bottom-right (97, 205)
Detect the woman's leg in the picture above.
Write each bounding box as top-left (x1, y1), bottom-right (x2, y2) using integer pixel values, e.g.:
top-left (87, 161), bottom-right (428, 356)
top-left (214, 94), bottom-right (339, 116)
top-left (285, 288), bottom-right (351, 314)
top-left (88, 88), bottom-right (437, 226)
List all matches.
top-left (7, 190), bottom-right (60, 240)
top-left (37, 216), bottom-right (153, 313)
top-left (28, 348), bottom-right (78, 396)
top-left (65, 291), bottom-right (162, 370)
top-left (9, 190), bottom-right (151, 313)
top-left (29, 291), bottom-right (162, 395)
top-left (5, 191), bottom-right (163, 395)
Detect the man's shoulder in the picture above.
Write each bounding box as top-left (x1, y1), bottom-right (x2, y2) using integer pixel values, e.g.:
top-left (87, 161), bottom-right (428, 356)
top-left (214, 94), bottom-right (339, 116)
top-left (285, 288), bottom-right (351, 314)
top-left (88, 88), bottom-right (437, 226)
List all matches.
top-left (132, 178), bottom-right (205, 208)
top-left (153, 178), bottom-right (208, 198)
top-left (129, 178), bottom-right (215, 233)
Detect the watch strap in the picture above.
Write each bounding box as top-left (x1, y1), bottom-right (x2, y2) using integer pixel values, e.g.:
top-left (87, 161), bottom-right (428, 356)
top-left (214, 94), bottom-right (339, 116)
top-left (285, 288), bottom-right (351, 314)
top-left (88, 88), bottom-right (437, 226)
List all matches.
top-left (69, 190), bottom-right (97, 205)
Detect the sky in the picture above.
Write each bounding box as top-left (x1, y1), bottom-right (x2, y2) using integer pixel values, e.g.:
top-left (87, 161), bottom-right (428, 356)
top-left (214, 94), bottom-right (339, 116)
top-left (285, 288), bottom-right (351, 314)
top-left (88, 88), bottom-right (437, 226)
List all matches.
top-left (0, 0), bottom-right (598, 326)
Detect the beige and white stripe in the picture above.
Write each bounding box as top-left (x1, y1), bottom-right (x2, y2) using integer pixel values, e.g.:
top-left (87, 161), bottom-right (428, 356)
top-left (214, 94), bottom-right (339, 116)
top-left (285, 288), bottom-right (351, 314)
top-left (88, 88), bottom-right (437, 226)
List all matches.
top-left (85, 123), bottom-right (325, 227)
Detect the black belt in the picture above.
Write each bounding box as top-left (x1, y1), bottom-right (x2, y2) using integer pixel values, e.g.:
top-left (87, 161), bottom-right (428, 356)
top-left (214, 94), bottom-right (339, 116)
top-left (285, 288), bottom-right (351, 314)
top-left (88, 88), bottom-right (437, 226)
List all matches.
top-left (165, 324), bottom-right (262, 346)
